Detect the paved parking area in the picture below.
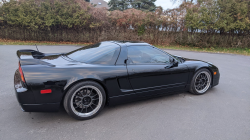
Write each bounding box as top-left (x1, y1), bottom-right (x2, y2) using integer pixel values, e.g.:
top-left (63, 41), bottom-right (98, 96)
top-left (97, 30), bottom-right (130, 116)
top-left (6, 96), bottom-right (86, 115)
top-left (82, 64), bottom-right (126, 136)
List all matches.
top-left (0, 45), bottom-right (250, 140)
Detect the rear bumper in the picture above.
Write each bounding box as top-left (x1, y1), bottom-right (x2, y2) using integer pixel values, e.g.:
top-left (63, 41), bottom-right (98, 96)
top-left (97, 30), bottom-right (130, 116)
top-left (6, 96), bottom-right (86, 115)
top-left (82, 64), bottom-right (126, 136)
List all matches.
top-left (14, 69), bottom-right (36, 104)
top-left (20, 103), bottom-right (60, 112)
top-left (14, 69), bottom-right (60, 112)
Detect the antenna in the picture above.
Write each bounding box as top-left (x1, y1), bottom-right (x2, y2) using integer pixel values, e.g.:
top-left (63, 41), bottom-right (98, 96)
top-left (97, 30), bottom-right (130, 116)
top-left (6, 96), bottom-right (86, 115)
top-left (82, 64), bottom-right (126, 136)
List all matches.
top-left (35, 44), bottom-right (39, 52)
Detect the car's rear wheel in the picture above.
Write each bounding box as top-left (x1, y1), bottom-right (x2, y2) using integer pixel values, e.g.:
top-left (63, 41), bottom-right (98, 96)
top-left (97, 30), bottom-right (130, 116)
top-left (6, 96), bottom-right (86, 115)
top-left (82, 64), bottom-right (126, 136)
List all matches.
top-left (190, 69), bottom-right (212, 95)
top-left (64, 81), bottom-right (106, 120)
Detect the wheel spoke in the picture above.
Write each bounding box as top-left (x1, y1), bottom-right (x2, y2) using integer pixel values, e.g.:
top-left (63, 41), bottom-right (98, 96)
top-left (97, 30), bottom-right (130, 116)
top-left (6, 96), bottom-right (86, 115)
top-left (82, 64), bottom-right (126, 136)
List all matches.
top-left (74, 100), bottom-right (81, 104)
top-left (90, 94), bottom-right (98, 98)
top-left (83, 89), bottom-right (87, 95)
top-left (76, 95), bottom-right (83, 99)
top-left (80, 107), bottom-right (84, 113)
top-left (197, 75), bottom-right (201, 80)
top-left (89, 105), bottom-right (94, 110)
top-left (85, 88), bottom-right (90, 96)
top-left (75, 102), bottom-right (82, 109)
top-left (79, 90), bottom-right (85, 97)
top-left (90, 88), bottom-right (94, 96)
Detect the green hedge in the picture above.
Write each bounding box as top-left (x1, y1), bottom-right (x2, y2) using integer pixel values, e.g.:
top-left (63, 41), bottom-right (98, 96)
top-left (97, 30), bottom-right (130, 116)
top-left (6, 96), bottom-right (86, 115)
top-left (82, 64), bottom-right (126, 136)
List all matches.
top-left (0, 0), bottom-right (92, 30)
top-left (0, 0), bottom-right (250, 48)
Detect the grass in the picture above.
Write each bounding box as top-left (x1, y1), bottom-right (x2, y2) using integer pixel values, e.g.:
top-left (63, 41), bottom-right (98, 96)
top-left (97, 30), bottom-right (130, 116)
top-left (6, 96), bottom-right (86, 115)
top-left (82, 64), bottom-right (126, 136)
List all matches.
top-left (0, 39), bottom-right (249, 56)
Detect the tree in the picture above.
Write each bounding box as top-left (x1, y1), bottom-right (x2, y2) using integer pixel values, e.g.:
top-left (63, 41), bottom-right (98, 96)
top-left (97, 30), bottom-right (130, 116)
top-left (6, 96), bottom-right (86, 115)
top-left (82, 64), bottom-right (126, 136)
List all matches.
top-left (131, 0), bottom-right (156, 11)
top-left (108, 0), bottom-right (156, 11)
top-left (108, 0), bottom-right (129, 11)
top-left (185, 0), bottom-right (250, 34)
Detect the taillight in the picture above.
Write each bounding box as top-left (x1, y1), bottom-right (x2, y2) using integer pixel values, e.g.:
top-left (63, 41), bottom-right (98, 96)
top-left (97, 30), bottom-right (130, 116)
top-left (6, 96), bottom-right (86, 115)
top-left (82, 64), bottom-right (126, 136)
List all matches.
top-left (19, 62), bottom-right (26, 83)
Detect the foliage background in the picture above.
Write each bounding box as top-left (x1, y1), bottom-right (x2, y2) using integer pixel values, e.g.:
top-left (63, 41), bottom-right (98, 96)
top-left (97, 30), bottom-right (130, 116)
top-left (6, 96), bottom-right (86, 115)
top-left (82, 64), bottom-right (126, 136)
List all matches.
top-left (108, 0), bottom-right (156, 11)
top-left (0, 0), bottom-right (250, 48)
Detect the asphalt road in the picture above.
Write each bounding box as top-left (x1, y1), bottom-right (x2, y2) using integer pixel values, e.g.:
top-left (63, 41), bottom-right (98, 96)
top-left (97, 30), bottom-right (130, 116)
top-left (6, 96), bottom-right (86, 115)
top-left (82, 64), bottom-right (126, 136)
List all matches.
top-left (0, 45), bottom-right (250, 140)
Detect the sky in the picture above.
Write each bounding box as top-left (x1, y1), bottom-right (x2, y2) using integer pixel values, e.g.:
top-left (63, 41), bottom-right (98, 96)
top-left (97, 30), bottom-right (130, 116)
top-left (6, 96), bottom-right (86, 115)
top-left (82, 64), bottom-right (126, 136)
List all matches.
top-left (155, 0), bottom-right (182, 10)
top-left (103, 0), bottom-right (182, 10)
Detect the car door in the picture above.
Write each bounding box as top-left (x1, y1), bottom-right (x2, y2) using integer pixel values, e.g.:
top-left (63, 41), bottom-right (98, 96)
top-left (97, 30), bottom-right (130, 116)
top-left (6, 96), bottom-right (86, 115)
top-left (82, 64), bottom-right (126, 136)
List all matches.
top-left (126, 45), bottom-right (189, 97)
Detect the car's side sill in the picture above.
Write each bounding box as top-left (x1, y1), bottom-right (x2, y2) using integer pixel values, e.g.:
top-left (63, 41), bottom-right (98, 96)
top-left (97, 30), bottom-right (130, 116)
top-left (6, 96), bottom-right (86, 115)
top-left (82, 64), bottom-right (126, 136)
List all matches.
top-left (109, 89), bottom-right (186, 106)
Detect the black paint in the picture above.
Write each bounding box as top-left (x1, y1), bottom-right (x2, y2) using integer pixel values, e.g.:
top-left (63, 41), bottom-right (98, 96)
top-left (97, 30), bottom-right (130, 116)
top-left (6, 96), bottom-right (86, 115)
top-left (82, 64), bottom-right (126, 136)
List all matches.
top-left (14, 41), bottom-right (220, 112)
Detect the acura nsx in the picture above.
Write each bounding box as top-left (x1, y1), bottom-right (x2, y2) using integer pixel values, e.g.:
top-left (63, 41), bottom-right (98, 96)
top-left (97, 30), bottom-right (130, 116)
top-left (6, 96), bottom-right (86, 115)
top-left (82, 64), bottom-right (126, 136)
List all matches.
top-left (14, 41), bottom-right (220, 120)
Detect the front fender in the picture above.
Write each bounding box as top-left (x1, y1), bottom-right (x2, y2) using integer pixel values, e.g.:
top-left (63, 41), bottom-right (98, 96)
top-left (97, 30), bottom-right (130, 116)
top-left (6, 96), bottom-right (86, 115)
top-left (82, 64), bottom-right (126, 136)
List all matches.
top-left (184, 60), bottom-right (219, 87)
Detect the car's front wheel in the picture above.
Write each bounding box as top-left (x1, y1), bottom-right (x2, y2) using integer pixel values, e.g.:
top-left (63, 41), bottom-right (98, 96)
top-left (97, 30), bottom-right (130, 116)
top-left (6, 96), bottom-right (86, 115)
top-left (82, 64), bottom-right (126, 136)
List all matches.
top-left (64, 81), bottom-right (106, 120)
top-left (190, 68), bottom-right (212, 95)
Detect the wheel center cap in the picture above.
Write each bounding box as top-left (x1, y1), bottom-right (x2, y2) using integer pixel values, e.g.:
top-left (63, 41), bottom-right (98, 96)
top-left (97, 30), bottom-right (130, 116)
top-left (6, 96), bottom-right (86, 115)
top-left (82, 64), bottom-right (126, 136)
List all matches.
top-left (82, 96), bottom-right (92, 105)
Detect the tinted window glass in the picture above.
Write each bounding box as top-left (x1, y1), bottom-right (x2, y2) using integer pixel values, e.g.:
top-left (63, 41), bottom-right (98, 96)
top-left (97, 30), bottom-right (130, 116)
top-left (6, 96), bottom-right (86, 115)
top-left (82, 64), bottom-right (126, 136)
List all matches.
top-left (127, 46), bottom-right (170, 64)
top-left (66, 42), bottom-right (120, 64)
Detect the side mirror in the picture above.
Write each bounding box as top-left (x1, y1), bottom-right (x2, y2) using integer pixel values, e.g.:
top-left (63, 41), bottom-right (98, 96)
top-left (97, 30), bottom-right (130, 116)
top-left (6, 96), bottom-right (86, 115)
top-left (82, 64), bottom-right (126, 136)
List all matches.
top-left (165, 58), bottom-right (178, 69)
top-left (170, 58), bottom-right (178, 66)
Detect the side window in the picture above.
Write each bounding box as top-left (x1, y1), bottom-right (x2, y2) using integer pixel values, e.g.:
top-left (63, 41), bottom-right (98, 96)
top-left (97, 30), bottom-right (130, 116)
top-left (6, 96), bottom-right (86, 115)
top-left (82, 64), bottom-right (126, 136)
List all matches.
top-left (127, 46), bottom-right (170, 64)
top-left (66, 42), bottom-right (120, 65)
top-left (89, 47), bottom-right (120, 64)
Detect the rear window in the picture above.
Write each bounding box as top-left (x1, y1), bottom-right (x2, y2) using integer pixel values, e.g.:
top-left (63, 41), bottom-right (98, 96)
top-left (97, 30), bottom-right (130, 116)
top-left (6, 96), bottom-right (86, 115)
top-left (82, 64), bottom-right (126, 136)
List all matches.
top-left (66, 42), bottom-right (120, 65)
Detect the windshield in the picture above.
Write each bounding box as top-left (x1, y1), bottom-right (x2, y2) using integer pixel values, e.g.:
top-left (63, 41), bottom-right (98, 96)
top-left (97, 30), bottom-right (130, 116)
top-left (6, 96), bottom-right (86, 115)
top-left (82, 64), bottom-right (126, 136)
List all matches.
top-left (65, 42), bottom-right (120, 64)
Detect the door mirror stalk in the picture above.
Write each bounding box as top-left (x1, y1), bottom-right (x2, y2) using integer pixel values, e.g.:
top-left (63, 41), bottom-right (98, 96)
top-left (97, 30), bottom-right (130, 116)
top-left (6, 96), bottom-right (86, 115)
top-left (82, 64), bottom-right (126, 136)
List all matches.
top-left (166, 58), bottom-right (178, 69)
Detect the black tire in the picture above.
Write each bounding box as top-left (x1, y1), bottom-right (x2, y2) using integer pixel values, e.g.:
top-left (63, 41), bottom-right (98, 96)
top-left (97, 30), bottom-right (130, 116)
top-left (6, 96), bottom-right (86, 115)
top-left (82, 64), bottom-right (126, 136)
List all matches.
top-left (189, 68), bottom-right (212, 95)
top-left (64, 81), bottom-right (106, 120)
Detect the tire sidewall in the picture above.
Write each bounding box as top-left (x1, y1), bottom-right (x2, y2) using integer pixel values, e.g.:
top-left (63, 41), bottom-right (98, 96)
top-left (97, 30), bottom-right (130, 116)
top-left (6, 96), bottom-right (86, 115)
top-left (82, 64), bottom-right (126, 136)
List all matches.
top-left (190, 68), bottom-right (212, 95)
top-left (64, 81), bottom-right (106, 120)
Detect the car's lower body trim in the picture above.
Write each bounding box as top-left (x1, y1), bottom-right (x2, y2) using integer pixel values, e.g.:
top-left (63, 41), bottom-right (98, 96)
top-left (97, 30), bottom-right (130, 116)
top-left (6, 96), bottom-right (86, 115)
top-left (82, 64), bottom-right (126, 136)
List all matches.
top-left (20, 103), bottom-right (60, 112)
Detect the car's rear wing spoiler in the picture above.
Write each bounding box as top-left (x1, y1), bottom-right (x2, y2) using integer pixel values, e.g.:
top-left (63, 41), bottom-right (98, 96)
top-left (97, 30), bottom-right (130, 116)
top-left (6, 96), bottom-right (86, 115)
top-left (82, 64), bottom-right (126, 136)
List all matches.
top-left (17, 49), bottom-right (49, 66)
top-left (17, 49), bottom-right (45, 60)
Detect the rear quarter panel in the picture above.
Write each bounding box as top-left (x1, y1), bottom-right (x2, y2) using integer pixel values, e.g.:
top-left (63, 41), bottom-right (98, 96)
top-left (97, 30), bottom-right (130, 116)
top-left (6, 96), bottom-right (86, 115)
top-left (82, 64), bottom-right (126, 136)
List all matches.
top-left (22, 64), bottom-right (128, 104)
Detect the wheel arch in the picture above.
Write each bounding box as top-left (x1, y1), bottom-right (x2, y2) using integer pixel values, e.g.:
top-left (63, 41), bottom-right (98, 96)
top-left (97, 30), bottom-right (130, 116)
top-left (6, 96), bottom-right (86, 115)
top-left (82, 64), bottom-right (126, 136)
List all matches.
top-left (61, 78), bottom-right (109, 105)
top-left (194, 66), bottom-right (214, 86)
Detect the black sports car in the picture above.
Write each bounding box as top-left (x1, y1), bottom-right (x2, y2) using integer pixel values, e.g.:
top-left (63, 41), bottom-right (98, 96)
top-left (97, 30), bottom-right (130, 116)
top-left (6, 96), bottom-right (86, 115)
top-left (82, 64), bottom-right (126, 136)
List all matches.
top-left (14, 41), bottom-right (220, 120)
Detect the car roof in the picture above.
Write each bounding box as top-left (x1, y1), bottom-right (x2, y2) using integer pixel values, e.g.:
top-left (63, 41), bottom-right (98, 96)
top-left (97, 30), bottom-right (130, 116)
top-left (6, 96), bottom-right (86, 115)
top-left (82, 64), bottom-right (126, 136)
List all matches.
top-left (101, 40), bottom-right (150, 46)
